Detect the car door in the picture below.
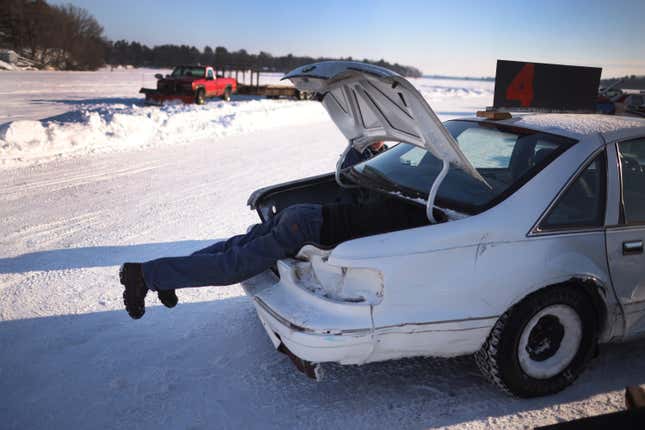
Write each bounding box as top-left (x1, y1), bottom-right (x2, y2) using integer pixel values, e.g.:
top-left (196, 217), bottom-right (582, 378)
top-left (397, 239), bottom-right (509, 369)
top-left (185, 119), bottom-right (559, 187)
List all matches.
top-left (205, 68), bottom-right (216, 96)
top-left (605, 136), bottom-right (645, 337)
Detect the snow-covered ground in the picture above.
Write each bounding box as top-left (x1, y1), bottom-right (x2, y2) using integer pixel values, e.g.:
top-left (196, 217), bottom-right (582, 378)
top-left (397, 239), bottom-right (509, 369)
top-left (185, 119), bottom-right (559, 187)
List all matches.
top-left (1, 69), bottom-right (644, 429)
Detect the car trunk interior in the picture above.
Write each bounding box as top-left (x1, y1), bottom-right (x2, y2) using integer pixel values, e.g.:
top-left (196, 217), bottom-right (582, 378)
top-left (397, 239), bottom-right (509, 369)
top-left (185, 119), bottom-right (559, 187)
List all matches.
top-left (251, 173), bottom-right (448, 231)
top-left (251, 172), bottom-right (438, 300)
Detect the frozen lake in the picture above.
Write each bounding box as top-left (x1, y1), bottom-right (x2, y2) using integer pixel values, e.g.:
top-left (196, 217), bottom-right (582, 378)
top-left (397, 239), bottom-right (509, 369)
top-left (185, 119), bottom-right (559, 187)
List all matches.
top-left (1, 68), bottom-right (642, 429)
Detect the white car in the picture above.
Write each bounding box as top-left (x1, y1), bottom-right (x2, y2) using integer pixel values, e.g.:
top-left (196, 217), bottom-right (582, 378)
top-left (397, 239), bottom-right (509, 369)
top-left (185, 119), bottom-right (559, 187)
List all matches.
top-left (242, 61), bottom-right (645, 397)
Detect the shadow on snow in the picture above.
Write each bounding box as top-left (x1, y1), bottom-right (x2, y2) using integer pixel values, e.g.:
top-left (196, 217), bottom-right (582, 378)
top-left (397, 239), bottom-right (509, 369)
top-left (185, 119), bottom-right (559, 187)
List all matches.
top-left (0, 240), bottom-right (220, 274)
top-left (1, 296), bottom-right (645, 429)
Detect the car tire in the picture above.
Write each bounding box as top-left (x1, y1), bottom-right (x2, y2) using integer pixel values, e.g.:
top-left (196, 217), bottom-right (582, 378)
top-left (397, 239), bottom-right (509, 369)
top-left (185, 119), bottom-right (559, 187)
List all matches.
top-left (222, 87), bottom-right (232, 102)
top-left (474, 286), bottom-right (598, 397)
top-left (195, 88), bottom-right (205, 105)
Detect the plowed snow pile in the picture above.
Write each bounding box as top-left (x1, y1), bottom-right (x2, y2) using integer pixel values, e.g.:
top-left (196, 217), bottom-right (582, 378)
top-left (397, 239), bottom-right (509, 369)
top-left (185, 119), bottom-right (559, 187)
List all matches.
top-left (0, 99), bottom-right (328, 168)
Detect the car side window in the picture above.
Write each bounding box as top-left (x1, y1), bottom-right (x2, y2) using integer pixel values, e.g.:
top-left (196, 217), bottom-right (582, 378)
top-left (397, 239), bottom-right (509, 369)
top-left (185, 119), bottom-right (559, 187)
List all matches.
top-left (207, 69), bottom-right (214, 79)
top-left (539, 151), bottom-right (606, 230)
top-left (618, 138), bottom-right (645, 224)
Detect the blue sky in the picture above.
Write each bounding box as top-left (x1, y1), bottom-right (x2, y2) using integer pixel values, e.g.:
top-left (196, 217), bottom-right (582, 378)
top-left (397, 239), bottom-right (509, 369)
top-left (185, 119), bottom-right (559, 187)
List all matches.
top-left (50, 0), bottom-right (645, 77)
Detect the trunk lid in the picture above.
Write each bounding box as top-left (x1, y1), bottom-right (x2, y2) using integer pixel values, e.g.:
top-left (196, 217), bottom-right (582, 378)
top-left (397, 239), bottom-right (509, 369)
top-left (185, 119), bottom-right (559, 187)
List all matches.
top-left (283, 61), bottom-right (485, 183)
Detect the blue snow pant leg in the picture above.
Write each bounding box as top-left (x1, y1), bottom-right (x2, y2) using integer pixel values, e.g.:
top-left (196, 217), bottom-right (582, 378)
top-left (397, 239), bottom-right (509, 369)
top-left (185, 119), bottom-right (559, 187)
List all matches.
top-left (189, 214), bottom-right (283, 255)
top-left (141, 204), bottom-right (323, 291)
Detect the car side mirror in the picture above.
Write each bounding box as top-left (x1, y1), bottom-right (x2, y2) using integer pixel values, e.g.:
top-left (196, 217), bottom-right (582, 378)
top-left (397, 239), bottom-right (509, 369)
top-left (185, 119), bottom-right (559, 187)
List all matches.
top-left (154, 73), bottom-right (163, 80)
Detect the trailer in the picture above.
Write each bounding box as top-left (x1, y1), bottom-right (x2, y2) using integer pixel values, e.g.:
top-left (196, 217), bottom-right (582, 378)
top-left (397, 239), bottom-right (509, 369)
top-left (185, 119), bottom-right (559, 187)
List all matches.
top-left (221, 67), bottom-right (313, 100)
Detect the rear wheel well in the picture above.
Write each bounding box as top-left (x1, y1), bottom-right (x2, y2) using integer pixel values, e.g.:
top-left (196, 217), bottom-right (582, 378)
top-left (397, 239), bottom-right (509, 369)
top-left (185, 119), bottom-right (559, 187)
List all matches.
top-left (476, 280), bottom-right (604, 396)
top-left (519, 278), bottom-right (608, 337)
top-left (551, 278), bottom-right (607, 336)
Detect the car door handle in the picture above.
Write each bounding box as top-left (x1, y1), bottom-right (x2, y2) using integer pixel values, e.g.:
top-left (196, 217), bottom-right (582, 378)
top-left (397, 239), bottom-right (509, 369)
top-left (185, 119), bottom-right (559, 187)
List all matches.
top-left (623, 240), bottom-right (643, 255)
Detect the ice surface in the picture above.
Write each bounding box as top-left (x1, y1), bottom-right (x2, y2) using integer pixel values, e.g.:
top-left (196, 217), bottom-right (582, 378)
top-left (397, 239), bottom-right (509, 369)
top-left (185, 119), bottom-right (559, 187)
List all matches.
top-left (1, 69), bottom-right (643, 430)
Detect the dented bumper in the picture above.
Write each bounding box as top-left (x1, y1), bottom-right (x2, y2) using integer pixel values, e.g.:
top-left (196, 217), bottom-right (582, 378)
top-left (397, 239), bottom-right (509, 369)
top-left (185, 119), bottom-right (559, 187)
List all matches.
top-left (242, 256), bottom-right (499, 372)
top-left (241, 266), bottom-right (375, 366)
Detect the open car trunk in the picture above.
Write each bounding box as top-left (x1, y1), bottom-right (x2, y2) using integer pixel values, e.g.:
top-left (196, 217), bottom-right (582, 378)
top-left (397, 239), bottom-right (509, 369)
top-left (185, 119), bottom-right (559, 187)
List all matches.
top-left (247, 172), bottom-right (447, 227)
top-left (248, 173), bottom-right (440, 304)
top-left (243, 61), bottom-right (482, 304)
top-left (248, 173), bottom-right (350, 223)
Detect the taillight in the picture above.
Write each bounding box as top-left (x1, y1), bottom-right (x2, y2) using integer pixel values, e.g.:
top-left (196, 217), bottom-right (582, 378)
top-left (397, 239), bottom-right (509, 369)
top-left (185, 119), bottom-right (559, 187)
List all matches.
top-left (281, 248), bottom-right (384, 305)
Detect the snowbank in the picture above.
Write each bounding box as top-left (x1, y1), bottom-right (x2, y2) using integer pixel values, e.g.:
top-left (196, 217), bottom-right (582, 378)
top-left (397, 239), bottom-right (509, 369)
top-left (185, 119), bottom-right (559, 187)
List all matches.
top-left (0, 59), bottom-right (17, 71)
top-left (0, 99), bottom-right (329, 169)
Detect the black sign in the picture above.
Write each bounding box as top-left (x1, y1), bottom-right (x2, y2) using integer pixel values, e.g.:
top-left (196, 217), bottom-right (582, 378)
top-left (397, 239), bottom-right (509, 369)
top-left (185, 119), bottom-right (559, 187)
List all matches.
top-left (493, 60), bottom-right (601, 112)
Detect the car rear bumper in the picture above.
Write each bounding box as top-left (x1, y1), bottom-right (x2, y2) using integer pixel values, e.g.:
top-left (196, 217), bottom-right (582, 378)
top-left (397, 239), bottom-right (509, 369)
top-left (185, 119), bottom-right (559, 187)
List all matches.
top-left (242, 265), bottom-right (497, 367)
top-left (241, 266), bottom-right (375, 365)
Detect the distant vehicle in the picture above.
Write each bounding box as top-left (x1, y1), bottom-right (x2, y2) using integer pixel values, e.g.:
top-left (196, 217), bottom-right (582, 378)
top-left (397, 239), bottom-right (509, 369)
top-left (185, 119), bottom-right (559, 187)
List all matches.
top-left (139, 65), bottom-right (237, 105)
top-left (614, 92), bottom-right (645, 117)
top-left (598, 85), bottom-right (645, 117)
top-left (242, 61), bottom-right (645, 397)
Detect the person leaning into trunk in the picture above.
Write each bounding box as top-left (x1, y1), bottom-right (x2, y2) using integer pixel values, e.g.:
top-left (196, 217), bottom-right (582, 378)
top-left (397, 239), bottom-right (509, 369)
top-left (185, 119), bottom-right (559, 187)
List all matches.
top-left (119, 141), bottom-right (427, 319)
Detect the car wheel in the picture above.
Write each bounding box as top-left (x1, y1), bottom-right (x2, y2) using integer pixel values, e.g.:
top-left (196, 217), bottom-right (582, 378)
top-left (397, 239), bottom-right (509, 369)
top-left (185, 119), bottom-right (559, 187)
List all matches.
top-left (222, 87), bottom-right (232, 102)
top-left (195, 88), bottom-right (205, 105)
top-left (474, 286), bottom-right (598, 397)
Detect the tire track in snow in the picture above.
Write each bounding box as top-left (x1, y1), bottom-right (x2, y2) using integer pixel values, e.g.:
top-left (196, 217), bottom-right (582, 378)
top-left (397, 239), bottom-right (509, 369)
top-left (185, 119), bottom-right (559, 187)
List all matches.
top-left (0, 161), bottom-right (168, 200)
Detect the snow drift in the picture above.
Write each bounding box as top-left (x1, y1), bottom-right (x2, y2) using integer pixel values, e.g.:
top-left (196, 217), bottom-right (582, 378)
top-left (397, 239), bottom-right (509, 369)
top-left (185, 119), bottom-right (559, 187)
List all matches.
top-left (0, 99), bottom-right (329, 168)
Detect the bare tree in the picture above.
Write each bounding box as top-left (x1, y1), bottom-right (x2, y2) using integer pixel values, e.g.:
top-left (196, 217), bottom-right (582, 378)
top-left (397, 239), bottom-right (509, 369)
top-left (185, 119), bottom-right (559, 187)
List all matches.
top-left (0, 0), bottom-right (107, 70)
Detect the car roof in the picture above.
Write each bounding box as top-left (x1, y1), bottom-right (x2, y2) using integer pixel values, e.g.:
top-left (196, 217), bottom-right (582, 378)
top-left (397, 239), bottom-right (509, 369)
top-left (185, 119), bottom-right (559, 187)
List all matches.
top-left (455, 113), bottom-right (645, 140)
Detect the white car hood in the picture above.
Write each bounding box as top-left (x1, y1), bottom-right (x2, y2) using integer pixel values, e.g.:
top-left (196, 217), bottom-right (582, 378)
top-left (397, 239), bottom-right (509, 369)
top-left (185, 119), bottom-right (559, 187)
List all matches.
top-left (283, 61), bottom-right (485, 183)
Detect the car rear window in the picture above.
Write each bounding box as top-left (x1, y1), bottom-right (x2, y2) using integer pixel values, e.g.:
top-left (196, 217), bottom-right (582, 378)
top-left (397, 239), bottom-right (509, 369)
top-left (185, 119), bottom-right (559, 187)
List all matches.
top-left (351, 120), bottom-right (577, 214)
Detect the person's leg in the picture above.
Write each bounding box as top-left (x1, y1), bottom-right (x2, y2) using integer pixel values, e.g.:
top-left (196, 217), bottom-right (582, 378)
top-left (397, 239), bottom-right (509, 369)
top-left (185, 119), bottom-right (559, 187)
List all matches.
top-left (190, 214), bottom-right (282, 255)
top-left (142, 204), bottom-right (322, 291)
top-left (156, 216), bottom-right (283, 309)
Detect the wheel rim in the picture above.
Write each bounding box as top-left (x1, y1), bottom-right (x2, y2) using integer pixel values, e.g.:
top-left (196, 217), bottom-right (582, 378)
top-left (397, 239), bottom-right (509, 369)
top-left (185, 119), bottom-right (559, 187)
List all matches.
top-left (517, 304), bottom-right (582, 379)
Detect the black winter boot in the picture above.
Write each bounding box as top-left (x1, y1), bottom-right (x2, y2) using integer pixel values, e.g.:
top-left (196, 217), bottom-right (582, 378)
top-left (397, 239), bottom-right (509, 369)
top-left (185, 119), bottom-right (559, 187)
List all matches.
top-left (119, 263), bottom-right (148, 319)
top-left (158, 289), bottom-right (178, 308)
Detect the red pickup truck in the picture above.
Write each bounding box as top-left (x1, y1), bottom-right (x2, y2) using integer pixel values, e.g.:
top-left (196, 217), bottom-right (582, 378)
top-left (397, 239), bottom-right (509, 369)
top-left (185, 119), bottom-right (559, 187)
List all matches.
top-left (140, 65), bottom-right (237, 105)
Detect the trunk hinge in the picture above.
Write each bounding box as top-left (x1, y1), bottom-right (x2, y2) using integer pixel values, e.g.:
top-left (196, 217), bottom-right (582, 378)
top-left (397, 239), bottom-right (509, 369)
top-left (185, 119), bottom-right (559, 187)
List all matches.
top-left (335, 140), bottom-right (360, 188)
top-left (427, 159), bottom-right (449, 224)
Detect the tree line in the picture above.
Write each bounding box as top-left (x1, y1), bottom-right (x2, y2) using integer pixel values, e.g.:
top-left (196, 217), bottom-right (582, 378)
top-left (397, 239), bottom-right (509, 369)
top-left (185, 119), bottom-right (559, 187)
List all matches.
top-left (0, 0), bottom-right (422, 77)
top-left (601, 75), bottom-right (645, 91)
top-left (1, 0), bottom-right (106, 70)
top-left (106, 41), bottom-right (423, 77)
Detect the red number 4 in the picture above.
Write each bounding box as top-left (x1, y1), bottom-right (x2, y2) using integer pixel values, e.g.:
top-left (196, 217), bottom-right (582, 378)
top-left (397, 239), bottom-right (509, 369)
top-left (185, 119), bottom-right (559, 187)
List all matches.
top-left (506, 63), bottom-right (535, 107)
